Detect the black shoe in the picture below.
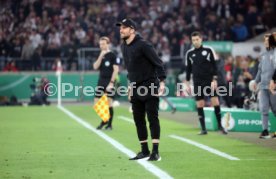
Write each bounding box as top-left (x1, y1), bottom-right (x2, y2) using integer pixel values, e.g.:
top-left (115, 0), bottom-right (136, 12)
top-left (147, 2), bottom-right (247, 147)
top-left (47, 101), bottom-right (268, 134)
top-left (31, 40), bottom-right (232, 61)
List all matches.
top-left (129, 152), bottom-right (150, 160)
top-left (198, 130), bottom-right (208, 135)
top-left (171, 107), bottom-right (176, 114)
top-left (219, 127), bottom-right (228, 135)
top-left (148, 152), bottom-right (161, 161)
top-left (105, 125), bottom-right (112, 130)
top-left (96, 122), bottom-right (107, 130)
top-left (259, 129), bottom-right (271, 139)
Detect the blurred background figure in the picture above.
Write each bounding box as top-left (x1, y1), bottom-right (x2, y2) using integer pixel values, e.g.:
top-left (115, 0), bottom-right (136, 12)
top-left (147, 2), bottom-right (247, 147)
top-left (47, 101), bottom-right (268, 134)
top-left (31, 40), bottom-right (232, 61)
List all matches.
top-left (3, 59), bottom-right (18, 72)
top-left (29, 76), bottom-right (50, 105)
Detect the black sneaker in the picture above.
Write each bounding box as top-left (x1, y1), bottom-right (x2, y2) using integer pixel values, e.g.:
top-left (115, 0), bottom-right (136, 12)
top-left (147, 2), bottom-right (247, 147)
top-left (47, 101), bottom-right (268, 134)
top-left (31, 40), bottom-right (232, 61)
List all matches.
top-left (259, 129), bottom-right (271, 139)
top-left (198, 130), bottom-right (208, 135)
top-left (148, 152), bottom-right (161, 161)
top-left (219, 127), bottom-right (228, 135)
top-left (96, 122), bottom-right (107, 130)
top-left (105, 125), bottom-right (112, 130)
top-left (129, 152), bottom-right (150, 160)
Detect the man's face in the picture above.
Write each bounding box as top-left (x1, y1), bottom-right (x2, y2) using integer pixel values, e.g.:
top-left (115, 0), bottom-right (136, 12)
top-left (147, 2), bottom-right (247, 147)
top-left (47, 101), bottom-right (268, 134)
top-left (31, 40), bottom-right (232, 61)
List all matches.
top-left (119, 25), bottom-right (134, 40)
top-left (264, 36), bottom-right (269, 48)
top-left (191, 35), bottom-right (202, 48)
top-left (273, 32), bottom-right (276, 41)
top-left (99, 40), bottom-right (108, 51)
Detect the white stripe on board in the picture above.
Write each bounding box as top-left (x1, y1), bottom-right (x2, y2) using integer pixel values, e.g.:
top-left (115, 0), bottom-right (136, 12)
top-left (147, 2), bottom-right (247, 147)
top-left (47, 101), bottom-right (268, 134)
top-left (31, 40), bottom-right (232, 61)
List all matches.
top-left (118, 116), bottom-right (134, 124)
top-left (58, 106), bottom-right (173, 179)
top-left (0, 75), bottom-right (30, 92)
top-left (169, 134), bottom-right (240, 161)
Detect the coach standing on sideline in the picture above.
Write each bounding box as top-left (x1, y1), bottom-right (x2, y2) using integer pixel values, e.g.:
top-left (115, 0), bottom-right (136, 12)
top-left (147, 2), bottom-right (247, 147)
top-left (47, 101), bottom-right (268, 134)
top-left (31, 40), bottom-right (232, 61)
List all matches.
top-left (184, 31), bottom-right (227, 135)
top-left (116, 18), bottom-right (166, 161)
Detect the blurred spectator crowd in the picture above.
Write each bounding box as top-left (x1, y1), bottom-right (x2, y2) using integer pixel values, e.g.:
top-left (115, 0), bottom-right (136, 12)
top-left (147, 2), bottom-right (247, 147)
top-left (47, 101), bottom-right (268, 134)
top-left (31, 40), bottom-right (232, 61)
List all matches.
top-left (0, 0), bottom-right (275, 71)
top-left (218, 54), bottom-right (259, 108)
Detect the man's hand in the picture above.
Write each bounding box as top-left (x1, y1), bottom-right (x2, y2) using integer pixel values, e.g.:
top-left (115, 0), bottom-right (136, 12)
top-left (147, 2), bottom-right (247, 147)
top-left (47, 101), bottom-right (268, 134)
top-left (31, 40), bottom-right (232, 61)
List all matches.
top-left (158, 81), bottom-right (165, 96)
top-left (107, 82), bottom-right (114, 91)
top-left (243, 71), bottom-right (252, 79)
top-left (93, 50), bottom-right (108, 70)
top-left (128, 86), bottom-right (132, 101)
top-left (251, 80), bottom-right (257, 92)
top-left (100, 50), bottom-right (107, 57)
top-left (269, 80), bottom-right (276, 95)
top-left (211, 80), bottom-right (218, 90)
top-left (184, 80), bottom-right (191, 94)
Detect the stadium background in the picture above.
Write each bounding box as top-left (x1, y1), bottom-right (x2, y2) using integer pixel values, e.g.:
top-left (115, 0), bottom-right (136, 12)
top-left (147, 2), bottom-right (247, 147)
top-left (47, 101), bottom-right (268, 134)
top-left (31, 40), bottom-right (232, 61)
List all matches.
top-left (1, 0), bottom-right (276, 103)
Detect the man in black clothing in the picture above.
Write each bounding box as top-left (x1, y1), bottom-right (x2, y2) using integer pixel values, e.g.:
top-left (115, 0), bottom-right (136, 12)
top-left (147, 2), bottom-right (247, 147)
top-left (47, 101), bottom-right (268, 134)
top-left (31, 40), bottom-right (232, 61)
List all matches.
top-left (270, 32), bottom-right (276, 95)
top-left (93, 36), bottom-right (119, 130)
top-left (116, 18), bottom-right (166, 161)
top-left (270, 70), bottom-right (276, 96)
top-left (184, 31), bottom-right (228, 135)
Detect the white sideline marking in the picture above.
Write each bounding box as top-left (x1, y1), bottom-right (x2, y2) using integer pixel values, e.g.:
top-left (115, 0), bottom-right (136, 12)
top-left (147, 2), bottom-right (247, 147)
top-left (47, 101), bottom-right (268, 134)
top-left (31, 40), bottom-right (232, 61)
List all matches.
top-left (120, 116), bottom-right (274, 161)
top-left (58, 106), bottom-right (173, 179)
top-left (243, 158), bottom-right (276, 161)
top-left (119, 116), bottom-right (240, 161)
top-left (118, 116), bottom-right (134, 124)
top-left (169, 134), bottom-right (240, 161)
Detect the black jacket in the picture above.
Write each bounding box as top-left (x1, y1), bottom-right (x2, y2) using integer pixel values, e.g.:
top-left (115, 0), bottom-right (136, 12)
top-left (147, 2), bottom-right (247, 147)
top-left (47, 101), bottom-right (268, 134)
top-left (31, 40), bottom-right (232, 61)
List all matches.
top-left (273, 69), bottom-right (276, 82)
top-left (121, 34), bottom-right (166, 84)
top-left (185, 45), bottom-right (218, 82)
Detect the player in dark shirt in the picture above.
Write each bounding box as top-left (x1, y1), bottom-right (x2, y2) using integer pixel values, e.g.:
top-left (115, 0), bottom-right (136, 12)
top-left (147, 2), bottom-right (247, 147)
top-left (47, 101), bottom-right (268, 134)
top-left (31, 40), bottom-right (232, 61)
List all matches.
top-left (185, 31), bottom-right (228, 135)
top-left (93, 36), bottom-right (119, 130)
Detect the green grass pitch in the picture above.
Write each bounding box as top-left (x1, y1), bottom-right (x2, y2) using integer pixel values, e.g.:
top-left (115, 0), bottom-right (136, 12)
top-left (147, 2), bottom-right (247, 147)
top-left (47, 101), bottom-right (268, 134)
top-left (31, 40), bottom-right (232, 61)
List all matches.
top-left (1, 105), bottom-right (276, 179)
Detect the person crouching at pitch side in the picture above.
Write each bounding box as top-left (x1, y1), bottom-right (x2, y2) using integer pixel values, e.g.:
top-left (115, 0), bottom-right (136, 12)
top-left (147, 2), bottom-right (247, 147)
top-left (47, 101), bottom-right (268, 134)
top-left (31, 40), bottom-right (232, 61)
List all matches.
top-left (93, 37), bottom-right (120, 130)
top-left (184, 31), bottom-right (228, 135)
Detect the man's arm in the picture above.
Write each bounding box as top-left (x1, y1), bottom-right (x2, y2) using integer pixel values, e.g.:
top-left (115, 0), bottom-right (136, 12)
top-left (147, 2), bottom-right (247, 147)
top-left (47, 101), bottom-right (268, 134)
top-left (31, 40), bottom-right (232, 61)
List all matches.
top-left (93, 51), bottom-right (106, 70)
top-left (254, 60), bottom-right (262, 83)
top-left (273, 69), bottom-right (276, 82)
top-left (107, 54), bottom-right (120, 89)
top-left (269, 50), bottom-right (276, 94)
top-left (270, 69), bottom-right (276, 94)
top-left (110, 65), bottom-right (119, 83)
top-left (185, 51), bottom-right (192, 82)
top-left (184, 51), bottom-right (192, 93)
top-left (208, 48), bottom-right (219, 90)
top-left (141, 41), bottom-right (166, 81)
top-left (209, 47), bottom-right (218, 80)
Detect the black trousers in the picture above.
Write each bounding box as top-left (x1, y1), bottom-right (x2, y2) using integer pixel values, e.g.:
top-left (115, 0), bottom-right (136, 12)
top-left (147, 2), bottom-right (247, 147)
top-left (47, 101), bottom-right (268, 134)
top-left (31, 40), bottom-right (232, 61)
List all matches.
top-left (193, 79), bottom-right (218, 101)
top-left (95, 78), bottom-right (115, 99)
top-left (130, 79), bottom-right (160, 141)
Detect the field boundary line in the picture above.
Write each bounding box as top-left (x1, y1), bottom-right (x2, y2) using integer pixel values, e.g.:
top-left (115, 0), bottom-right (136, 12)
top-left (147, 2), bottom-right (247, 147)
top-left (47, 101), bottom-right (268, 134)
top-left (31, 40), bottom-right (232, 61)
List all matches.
top-left (118, 116), bottom-right (135, 124)
top-left (58, 106), bottom-right (173, 179)
top-left (169, 134), bottom-right (240, 161)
